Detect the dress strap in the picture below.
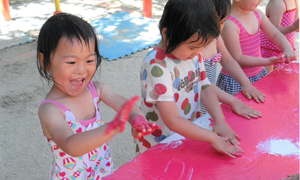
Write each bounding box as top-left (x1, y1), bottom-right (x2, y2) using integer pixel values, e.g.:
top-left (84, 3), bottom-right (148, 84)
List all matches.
top-left (253, 11), bottom-right (261, 26)
top-left (39, 99), bottom-right (69, 112)
top-left (283, 0), bottom-right (288, 12)
top-left (227, 15), bottom-right (243, 29)
top-left (87, 81), bottom-right (98, 99)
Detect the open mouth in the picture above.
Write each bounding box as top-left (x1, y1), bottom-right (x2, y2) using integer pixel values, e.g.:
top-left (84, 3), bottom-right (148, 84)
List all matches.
top-left (70, 78), bottom-right (84, 89)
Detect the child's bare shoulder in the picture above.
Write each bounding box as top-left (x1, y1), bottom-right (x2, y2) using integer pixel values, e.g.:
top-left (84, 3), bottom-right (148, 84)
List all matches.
top-left (92, 81), bottom-right (114, 97)
top-left (267, 0), bottom-right (285, 10)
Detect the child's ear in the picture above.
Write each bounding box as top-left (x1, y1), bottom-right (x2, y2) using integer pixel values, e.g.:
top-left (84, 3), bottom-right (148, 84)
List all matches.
top-left (38, 53), bottom-right (46, 71)
top-left (162, 28), bottom-right (167, 42)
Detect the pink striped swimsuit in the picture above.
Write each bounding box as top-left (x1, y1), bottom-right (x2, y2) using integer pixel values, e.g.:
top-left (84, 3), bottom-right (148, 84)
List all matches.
top-left (222, 11), bottom-right (264, 78)
top-left (261, 0), bottom-right (297, 60)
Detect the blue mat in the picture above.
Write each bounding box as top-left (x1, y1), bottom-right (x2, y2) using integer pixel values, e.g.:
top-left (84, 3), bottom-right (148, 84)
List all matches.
top-left (90, 11), bottom-right (161, 60)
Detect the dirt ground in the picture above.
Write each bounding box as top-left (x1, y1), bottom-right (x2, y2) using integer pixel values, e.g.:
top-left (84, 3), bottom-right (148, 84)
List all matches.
top-left (0, 0), bottom-right (298, 179)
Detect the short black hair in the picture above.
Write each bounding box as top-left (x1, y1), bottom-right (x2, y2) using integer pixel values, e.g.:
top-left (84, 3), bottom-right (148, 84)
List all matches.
top-left (37, 13), bottom-right (101, 84)
top-left (211, 0), bottom-right (231, 21)
top-left (159, 0), bottom-right (220, 54)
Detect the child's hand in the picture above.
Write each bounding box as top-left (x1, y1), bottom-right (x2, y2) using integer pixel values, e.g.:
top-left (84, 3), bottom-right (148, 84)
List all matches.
top-left (268, 56), bottom-right (286, 65)
top-left (231, 99), bottom-right (262, 119)
top-left (213, 122), bottom-right (240, 146)
top-left (241, 84), bottom-right (265, 103)
top-left (211, 135), bottom-right (243, 158)
top-left (282, 49), bottom-right (297, 63)
top-left (106, 96), bottom-right (140, 135)
top-left (131, 115), bottom-right (161, 139)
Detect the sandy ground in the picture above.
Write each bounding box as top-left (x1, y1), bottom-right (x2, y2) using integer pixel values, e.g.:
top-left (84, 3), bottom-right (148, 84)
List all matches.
top-left (0, 0), bottom-right (298, 179)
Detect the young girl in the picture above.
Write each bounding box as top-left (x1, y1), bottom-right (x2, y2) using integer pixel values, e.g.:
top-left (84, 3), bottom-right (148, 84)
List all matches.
top-left (261, 0), bottom-right (299, 73)
top-left (201, 0), bottom-right (264, 119)
top-left (218, 0), bottom-right (297, 95)
top-left (136, 0), bottom-right (243, 158)
top-left (37, 13), bottom-right (160, 179)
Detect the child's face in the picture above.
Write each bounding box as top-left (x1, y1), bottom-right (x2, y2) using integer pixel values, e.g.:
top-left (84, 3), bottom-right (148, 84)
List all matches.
top-left (49, 38), bottom-right (97, 96)
top-left (171, 33), bottom-right (213, 60)
top-left (236, 0), bottom-right (262, 11)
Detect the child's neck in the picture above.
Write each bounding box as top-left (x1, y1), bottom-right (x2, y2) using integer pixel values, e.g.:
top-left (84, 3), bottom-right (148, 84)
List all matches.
top-left (156, 39), bottom-right (166, 51)
top-left (231, 3), bottom-right (254, 16)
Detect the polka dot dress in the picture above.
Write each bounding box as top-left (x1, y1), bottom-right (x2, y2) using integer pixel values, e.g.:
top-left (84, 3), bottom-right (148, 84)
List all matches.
top-left (136, 47), bottom-right (211, 153)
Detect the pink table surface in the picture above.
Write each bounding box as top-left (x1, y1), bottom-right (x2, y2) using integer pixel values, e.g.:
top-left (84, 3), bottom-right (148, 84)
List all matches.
top-left (104, 63), bottom-right (299, 180)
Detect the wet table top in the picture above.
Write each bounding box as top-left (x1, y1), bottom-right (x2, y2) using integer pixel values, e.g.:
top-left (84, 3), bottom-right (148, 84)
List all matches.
top-left (104, 63), bottom-right (299, 180)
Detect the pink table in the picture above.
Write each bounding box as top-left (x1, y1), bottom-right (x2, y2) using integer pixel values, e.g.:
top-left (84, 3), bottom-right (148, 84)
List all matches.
top-left (104, 63), bottom-right (299, 180)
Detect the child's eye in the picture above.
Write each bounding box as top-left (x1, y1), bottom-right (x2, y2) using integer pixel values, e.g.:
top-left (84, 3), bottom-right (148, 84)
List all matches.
top-left (67, 62), bottom-right (76, 64)
top-left (87, 60), bottom-right (95, 63)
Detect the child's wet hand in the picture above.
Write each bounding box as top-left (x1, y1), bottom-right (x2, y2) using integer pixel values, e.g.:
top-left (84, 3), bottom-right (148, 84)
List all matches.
top-left (106, 96), bottom-right (140, 135)
top-left (269, 56), bottom-right (285, 65)
top-left (282, 50), bottom-right (297, 63)
top-left (131, 115), bottom-right (161, 139)
top-left (231, 99), bottom-right (262, 119)
top-left (213, 122), bottom-right (240, 146)
top-left (241, 84), bottom-right (265, 103)
top-left (211, 136), bottom-right (244, 158)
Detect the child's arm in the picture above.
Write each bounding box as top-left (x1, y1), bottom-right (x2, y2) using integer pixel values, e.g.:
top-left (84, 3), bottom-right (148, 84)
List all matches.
top-left (211, 83), bottom-right (262, 119)
top-left (217, 36), bottom-right (265, 103)
top-left (96, 81), bottom-right (160, 139)
top-left (201, 86), bottom-right (240, 146)
top-left (38, 96), bottom-right (137, 157)
top-left (267, 0), bottom-right (299, 35)
top-left (221, 18), bottom-right (285, 67)
top-left (156, 100), bottom-right (242, 158)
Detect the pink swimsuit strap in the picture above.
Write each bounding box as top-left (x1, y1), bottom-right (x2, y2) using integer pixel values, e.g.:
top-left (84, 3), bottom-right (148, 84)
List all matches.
top-left (39, 81), bottom-right (98, 112)
top-left (39, 81), bottom-right (98, 127)
top-left (39, 99), bottom-right (69, 111)
top-left (87, 81), bottom-right (99, 99)
top-left (283, 0), bottom-right (298, 12)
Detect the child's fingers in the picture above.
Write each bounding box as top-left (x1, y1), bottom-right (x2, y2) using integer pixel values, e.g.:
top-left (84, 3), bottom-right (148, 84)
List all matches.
top-left (228, 136), bottom-right (239, 146)
top-left (132, 129), bottom-right (142, 139)
top-left (256, 93), bottom-right (265, 103)
top-left (241, 113), bottom-right (251, 119)
top-left (106, 96), bottom-right (140, 135)
top-left (244, 92), bottom-right (251, 100)
top-left (219, 147), bottom-right (236, 158)
top-left (118, 96), bottom-right (140, 121)
top-left (149, 123), bottom-right (161, 131)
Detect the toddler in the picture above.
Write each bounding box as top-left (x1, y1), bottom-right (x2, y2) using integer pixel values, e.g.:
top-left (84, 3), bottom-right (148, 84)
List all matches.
top-left (37, 13), bottom-right (160, 179)
top-left (136, 0), bottom-right (243, 158)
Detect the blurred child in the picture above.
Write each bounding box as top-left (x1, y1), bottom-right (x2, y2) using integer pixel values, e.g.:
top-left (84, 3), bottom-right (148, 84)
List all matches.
top-left (136, 0), bottom-right (243, 158)
top-left (261, 0), bottom-right (299, 73)
top-left (201, 0), bottom-right (263, 119)
top-left (218, 0), bottom-right (297, 95)
top-left (37, 13), bottom-right (159, 179)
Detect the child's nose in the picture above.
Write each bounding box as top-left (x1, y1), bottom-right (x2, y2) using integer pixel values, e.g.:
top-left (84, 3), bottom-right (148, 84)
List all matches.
top-left (76, 63), bottom-right (87, 74)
